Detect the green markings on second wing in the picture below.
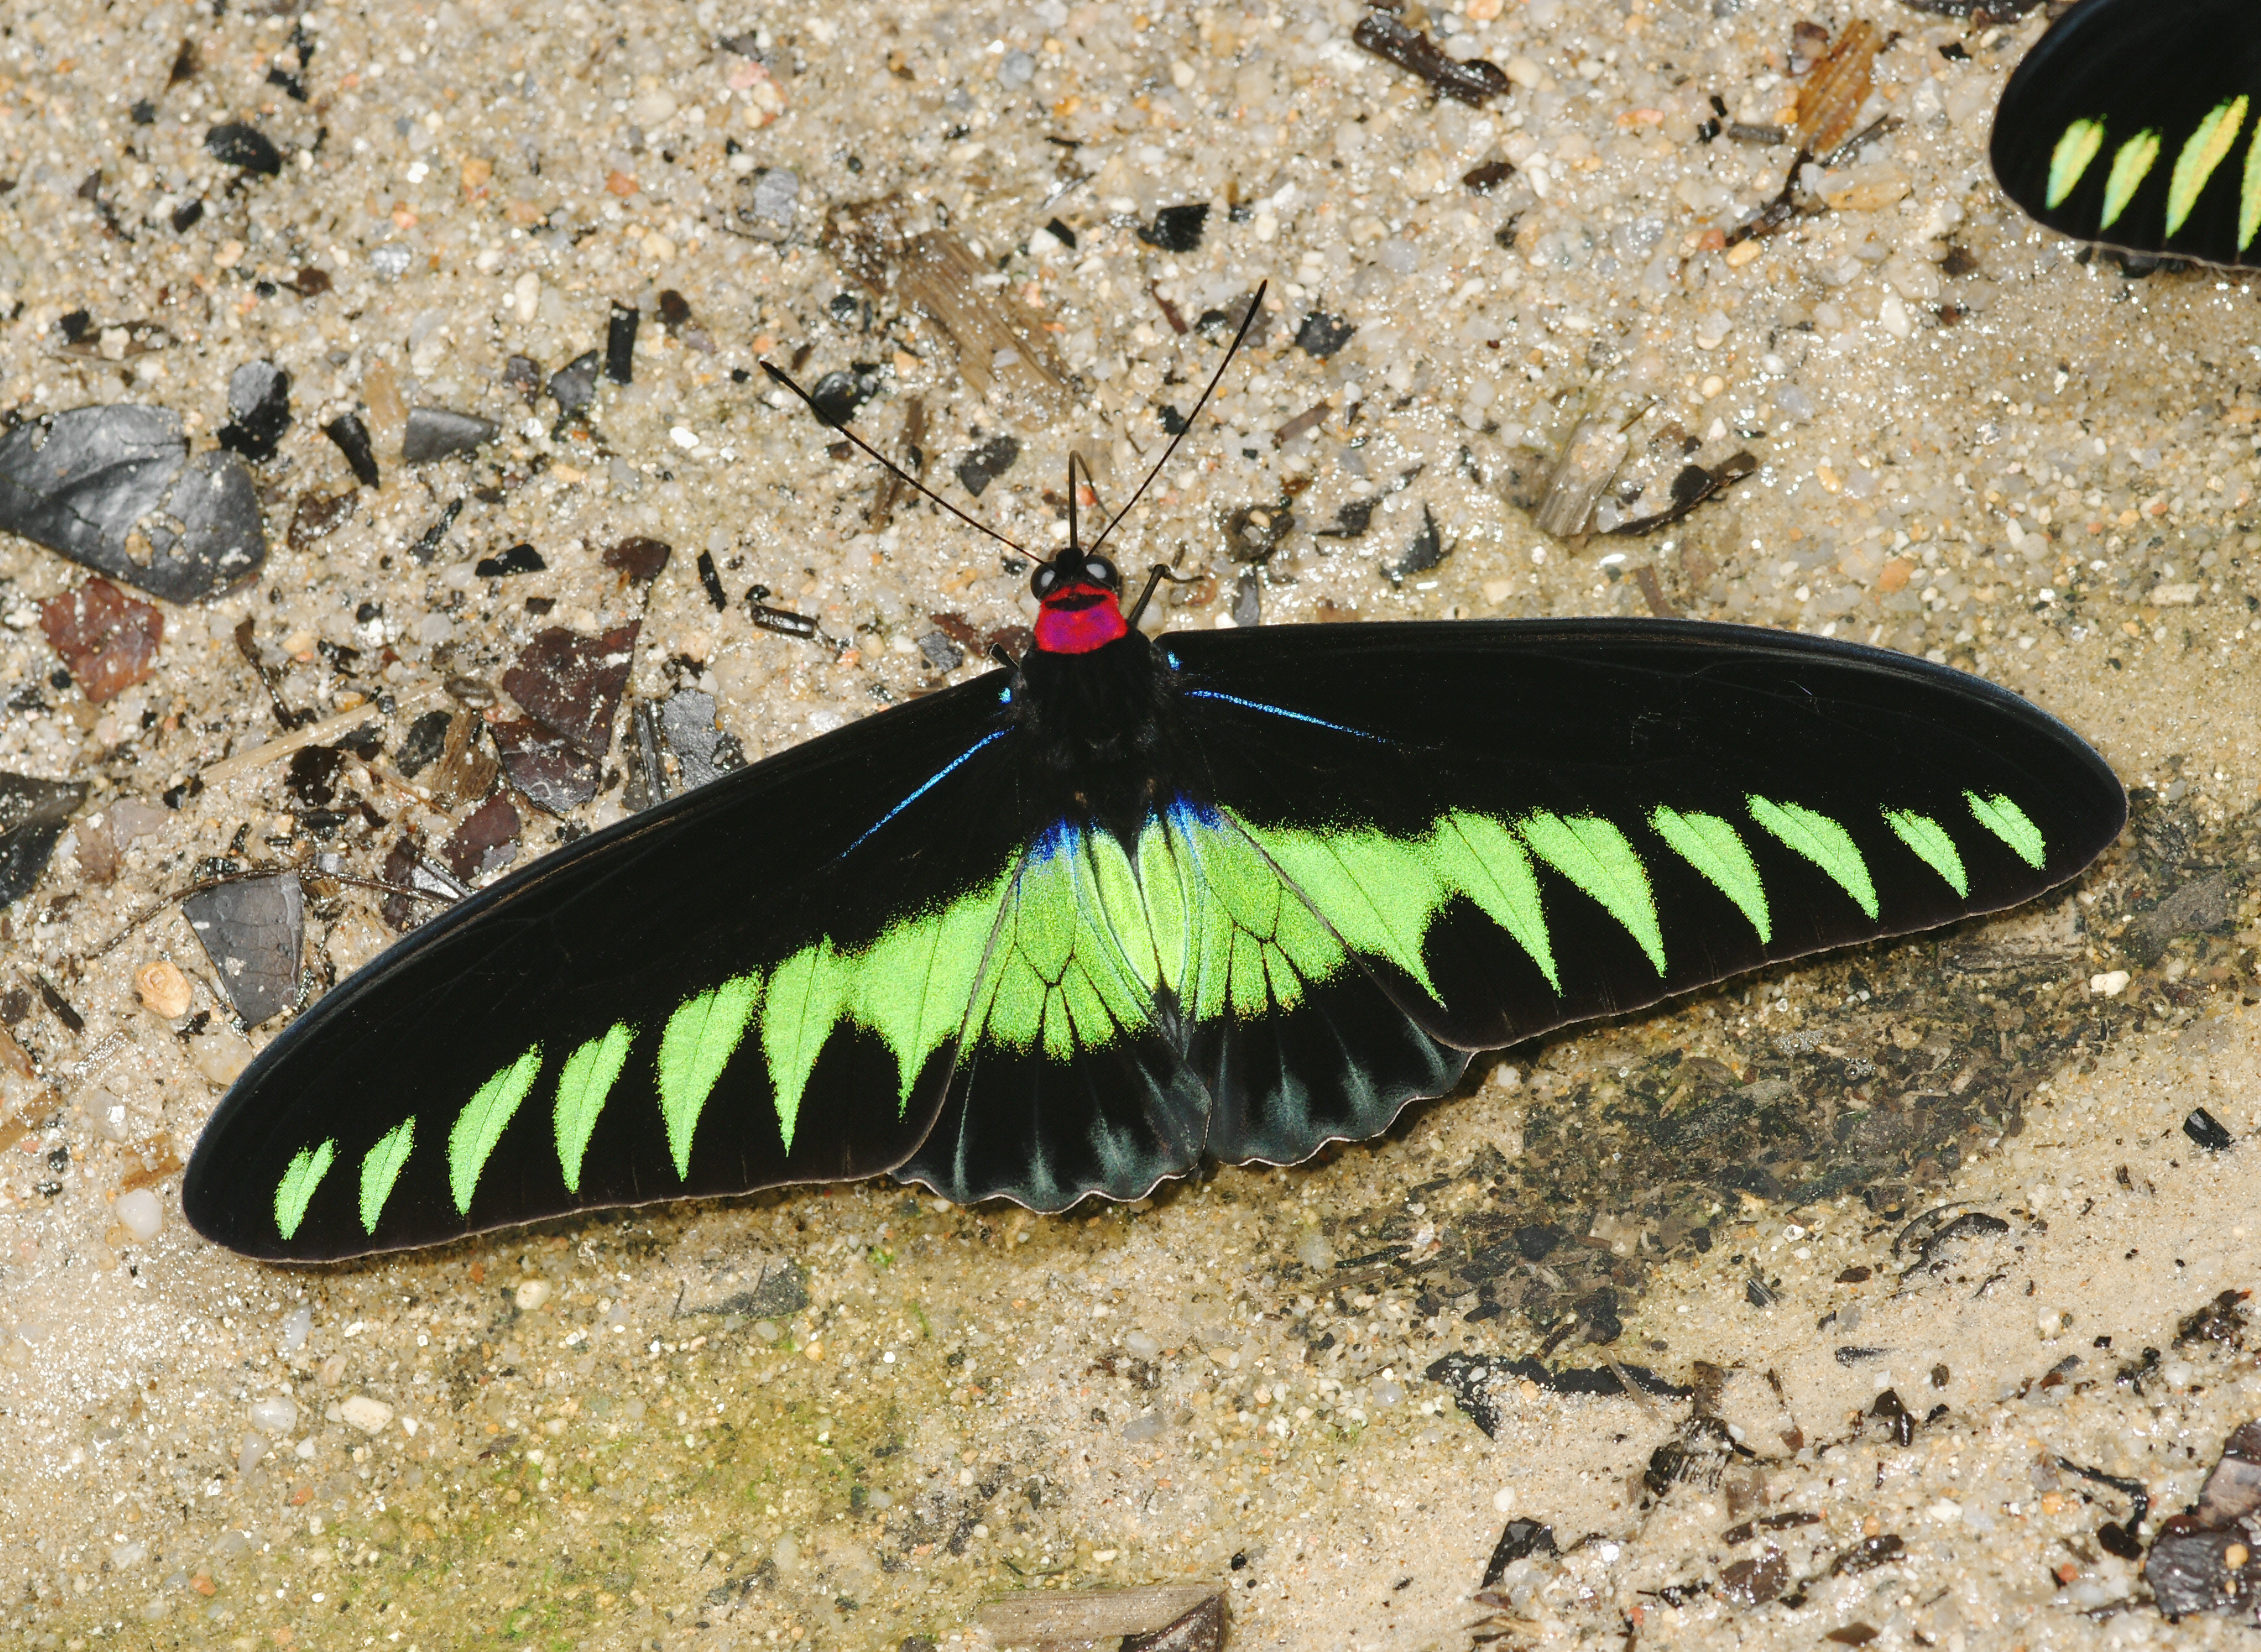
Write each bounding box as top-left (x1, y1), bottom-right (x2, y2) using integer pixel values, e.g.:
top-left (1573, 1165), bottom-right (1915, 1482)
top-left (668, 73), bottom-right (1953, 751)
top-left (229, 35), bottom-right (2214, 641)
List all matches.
top-left (2168, 96), bottom-right (2249, 236)
top-left (274, 1139), bottom-right (335, 1241)
top-left (554, 1023), bottom-right (634, 1193)
top-left (1651, 806), bottom-right (1771, 943)
top-left (450, 1045), bottom-right (542, 1214)
top-left (1884, 809), bottom-right (1968, 896)
top-left (2101, 129), bottom-right (2163, 229)
top-left (2049, 118), bottom-right (2108, 208)
top-left (1749, 795), bottom-right (1878, 919)
top-left (658, 974), bottom-right (761, 1172)
top-left (1967, 790), bottom-right (2047, 868)
top-left (2242, 119), bottom-right (2261, 254)
top-left (359, 1118), bottom-right (416, 1234)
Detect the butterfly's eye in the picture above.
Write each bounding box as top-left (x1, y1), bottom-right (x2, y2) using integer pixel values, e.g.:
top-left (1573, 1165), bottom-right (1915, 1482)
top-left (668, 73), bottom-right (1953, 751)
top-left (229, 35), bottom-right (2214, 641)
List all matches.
top-left (1031, 564), bottom-right (1058, 597)
top-left (1083, 555), bottom-right (1117, 589)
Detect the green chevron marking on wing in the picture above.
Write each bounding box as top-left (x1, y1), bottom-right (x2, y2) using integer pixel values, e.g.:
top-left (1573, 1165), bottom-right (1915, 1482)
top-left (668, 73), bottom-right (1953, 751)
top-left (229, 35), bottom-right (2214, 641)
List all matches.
top-left (274, 1139), bottom-right (336, 1241)
top-left (1884, 809), bottom-right (1968, 897)
top-left (2168, 96), bottom-right (2248, 236)
top-left (1163, 804), bottom-right (1348, 1021)
top-left (1257, 824), bottom-right (1444, 998)
top-left (1748, 796), bottom-right (1878, 920)
top-left (656, 974), bottom-right (761, 1177)
top-left (2241, 120), bottom-right (2261, 252)
top-left (554, 1024), bottom-right (633, 1193)
top-left (2048, 118), bottom-right (2108, 209)
top-left (972, 825), bottom-right (1164, 1058)
top-left (763, 943), bottom-right (855, 1152)
top-left (358, 1118), bottom-right (416, 1235)
top-left (450, 1044), bottom-right (542, 1216)
top-left (1651, 806), bottom-right (1771, 944)
top-left (1518, 811), bottom-right (1665, 976)
top-left (2101, 129), bottom-right (2163, 229)
top-left (849, 879), bottom-right (1007, 1104)
top-left (1965, 790), bottom-right (2047, 869)
top-left (1425, 811), bottom-right (1560, 991)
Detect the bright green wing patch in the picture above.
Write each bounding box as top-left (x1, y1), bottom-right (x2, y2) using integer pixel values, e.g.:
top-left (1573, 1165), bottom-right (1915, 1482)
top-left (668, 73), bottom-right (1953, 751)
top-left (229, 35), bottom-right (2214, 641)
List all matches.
top-left (2101, 129), bottom-right (2162, 229)
top-left (358, 1118), bottom-right (416, 1235)
top-left (1884, 809), bottom-right (1968, 897)
top-left (657, 974), bottom-right (761, 1177)
top-left (1965, 790), bottom-right (2046, 869)
top-left (2168, 96), bottom-right (2248, 236)
top-left (1519, 811), bottom-right (1665, 976)
top-left (2048, 118), bottom-right (2107, 208)
top-left (1651, 806), bottom-right (1770, 944)
top-left (1748, 796), bottom-right (1878, 919)
top-left (450, 1045), bottom-right (542, 1216)
top-left (274, 1139), bottom-right (336, 1241)
top-left (554, 1024), bottom-right (633, 1193)
top-left (1424, 811), bottom-right (1559, 991)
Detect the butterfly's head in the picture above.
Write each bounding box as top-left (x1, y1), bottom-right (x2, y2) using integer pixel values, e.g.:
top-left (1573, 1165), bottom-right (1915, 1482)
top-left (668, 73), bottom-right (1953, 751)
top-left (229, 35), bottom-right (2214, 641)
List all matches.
top-left (1030, 548), bottom-right (1128, 654)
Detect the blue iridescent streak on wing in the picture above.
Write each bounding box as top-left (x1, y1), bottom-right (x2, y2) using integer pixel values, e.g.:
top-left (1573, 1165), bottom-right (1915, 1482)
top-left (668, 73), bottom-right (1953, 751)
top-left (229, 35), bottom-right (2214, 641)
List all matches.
top-left (1183, 690), bottom-right (1389, 743)
top-left (843, 730), bottom-right (1010, 858)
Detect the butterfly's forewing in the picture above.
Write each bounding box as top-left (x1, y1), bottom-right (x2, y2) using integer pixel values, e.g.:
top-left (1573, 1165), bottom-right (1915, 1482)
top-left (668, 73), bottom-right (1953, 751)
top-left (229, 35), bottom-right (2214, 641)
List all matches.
top-left (1992, 0), bottom-right (2261, 266)
top-left (1158, 620), bottom-right (2122, 1168)
top-left (184, 676), bottom-right (1033, 1261)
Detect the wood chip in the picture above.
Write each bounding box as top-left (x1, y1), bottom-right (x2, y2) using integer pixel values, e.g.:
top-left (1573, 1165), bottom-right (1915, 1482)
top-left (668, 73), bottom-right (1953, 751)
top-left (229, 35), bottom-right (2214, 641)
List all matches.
top-left (1795, 21), bottom-right (1881, 156)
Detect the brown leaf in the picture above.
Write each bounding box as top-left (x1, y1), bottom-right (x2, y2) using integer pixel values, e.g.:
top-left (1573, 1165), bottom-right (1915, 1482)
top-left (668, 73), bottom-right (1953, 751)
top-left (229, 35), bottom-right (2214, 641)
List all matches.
top-left (1795, 21), bottom-right (1881, 155)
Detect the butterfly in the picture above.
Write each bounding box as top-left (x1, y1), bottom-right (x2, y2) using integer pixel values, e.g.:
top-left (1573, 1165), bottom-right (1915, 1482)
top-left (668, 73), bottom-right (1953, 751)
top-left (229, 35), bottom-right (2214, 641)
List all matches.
top-left (182, 297), bottom-right (2127, 1261)
top-left (1992, 0), bottom-right (2261, 266)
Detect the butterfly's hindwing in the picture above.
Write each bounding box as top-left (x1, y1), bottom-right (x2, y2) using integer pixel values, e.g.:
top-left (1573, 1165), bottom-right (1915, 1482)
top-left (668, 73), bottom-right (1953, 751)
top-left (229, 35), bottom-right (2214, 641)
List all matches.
top-left (1992, 0), bottom-right (2261, 265)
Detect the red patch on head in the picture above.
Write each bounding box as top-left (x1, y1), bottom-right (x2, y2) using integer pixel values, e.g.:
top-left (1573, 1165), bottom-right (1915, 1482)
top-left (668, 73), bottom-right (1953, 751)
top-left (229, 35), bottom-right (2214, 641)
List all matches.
top-left (1034, 584), bottom-right (1129, 654)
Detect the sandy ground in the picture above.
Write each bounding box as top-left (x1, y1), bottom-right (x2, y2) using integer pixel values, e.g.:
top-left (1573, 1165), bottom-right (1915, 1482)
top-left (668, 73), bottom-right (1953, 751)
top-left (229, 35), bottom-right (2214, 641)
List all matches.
top-left (2, 0), bottom-right (2260, 1648)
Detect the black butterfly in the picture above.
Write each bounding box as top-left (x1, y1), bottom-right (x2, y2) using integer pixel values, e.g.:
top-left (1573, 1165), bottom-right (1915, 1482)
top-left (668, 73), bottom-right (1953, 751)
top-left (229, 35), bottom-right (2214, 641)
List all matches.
top-left (1993, 0), bottom-right (2261, 266)
top-left (183, 305), bottom-right (2126, 1262)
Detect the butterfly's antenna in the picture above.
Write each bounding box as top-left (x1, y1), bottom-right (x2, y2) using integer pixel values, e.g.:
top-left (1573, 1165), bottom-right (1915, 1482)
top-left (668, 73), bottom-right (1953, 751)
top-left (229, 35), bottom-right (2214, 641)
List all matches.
top-left (1066, 451), bottom-right (1081, 553)
top-left (1087, 279), bottom-right (1268, 559)
top-left (759, 362), bottom-right (1028, 558)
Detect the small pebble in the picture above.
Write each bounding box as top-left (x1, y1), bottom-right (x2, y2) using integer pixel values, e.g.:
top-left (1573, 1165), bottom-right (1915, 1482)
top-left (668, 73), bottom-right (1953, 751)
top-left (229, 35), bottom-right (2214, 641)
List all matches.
top-left (112, 1188), bottom-right (163, 1243)
top-left (340, 1395), bottom-right (395, 1433)
top-left (1297, 1230), bottom-right (1335, 1272)
top-left (247, 1395), bottom-right (299, 1434)
top-left (1124, 1329), bottom-right (1161, 1358)
top-left (1492, 1487), bottom-right (1516, 1513)
top-left (1123, 1413), bottom-right (1167, 1443)
top-left (280, 1305), bottom-right (312, 1355)
top-left (134, 960), bottom-right (192, 1019)
top-left (1372, 1379), bottom-right (1406, 1407)
top-left (515, 1279), bottom-right (553, 1311)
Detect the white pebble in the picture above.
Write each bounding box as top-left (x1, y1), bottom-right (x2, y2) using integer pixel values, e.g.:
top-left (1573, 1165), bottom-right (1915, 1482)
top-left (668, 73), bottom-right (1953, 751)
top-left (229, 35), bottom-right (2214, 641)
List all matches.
top-left (109, 1539), bottom-right (147, 1569)
top-left (1492, 1486), bottom-right (1516, 1513)
top-left (1372, 1378), bottom-right (1405, 1407)
top-left (2090, 969), bottom-right (2131, 997)
top-left (514, 1279), bottom-right (553, 1311)
top-left (1297, 1230), bottom-right (1336, 1272)
top-left (340, 1395), bottom-right (395, 1434)
top-left (1124, 1329), bottom-right (1161, 1358)
top-left (280, 1305), bottom-right (312, 1355)
top-left (111, 1188), bottom-right (163, 1243)
top-left (248, 1395), bottom-right (299, 1434)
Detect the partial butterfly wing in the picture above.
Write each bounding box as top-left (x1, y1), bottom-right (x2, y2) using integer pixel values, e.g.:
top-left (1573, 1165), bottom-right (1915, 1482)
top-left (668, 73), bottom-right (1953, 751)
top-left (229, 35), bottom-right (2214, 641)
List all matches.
top-left (184, 676), bottom-right (1034, 1261)
top-left (1992, 0), bottom-right (2261, 266)
top-left (1139, 619), bottom-right (2124, 1173)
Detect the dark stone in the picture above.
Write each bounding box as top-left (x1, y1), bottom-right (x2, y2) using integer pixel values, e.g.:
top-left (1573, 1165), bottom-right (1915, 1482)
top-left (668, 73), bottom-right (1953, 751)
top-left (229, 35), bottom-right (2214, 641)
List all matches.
top-left (394, 710), bottom-right (452, 780)
top-left (602, 536), bottom-right (672, 583)
top-left (130, 99), bottom-right (157, 125)
top-left (489, 718), bottom-right (601, 815)
top-left (323, 413), bottom-right (381, 487)
top-left (170, 198), bottom-right (204, 233)
top-left (1391, 503), bottom-right (1445, 581)
top-left (218, 360), bottom-right (291, 462)
top-left (401, 407), bottom-right (500, 464)
top-left (2184, 1107), bottom-right (2235, 1152)
top-left (475, 543), bottom-right (547, 577)
top-left (1351, 12), bottom-right (1511, 104)
top-left (183, 873), bottom-right (305, 1024)
top-left (549, 350), bottom-right (602, 414)
top-left (205, 122), bottom-right (284, 175)
top-left (0, 404), bottom-right (265, 600)
top-left (440, 793), bottom-right (522, 882)
top-left (1514, 1222), bottom-right (1562, 1260)
top-left (955, 434), bottom-right (1020, 498)
top-left (1462, 159), bottom-right (1515, 193)
top-left (810, 365), bottom-right (884, 425)
top-left (502, 354), bottom-right (545, 403)
top-left (658, 289), bottom-right (693, 332)
top-left (0, 773), bottom-right (89, 908)
top-left (502, 623), bottom-right (640, 759)
top-left (1138, 203), bottom-right (1210, 253)
top-left (284, 745), bottom-right (347, 809)
top-left (288, 490), bottom-right (357, 551)
top-left (1224, 502), bottom-right (1294, 562)
top-left (605, 302), bottom-right (639, 384)
top-left (1480, 1518), bottom-right (1557, 1586)
top-left (1043, 216), bottom-right (1077, 250)
top-left (658, 690), bottom-right (747, 791)
top-left (1293, 310), bottom-right (1356, 358)
top-left (917, 630), bottom-right (965, 671)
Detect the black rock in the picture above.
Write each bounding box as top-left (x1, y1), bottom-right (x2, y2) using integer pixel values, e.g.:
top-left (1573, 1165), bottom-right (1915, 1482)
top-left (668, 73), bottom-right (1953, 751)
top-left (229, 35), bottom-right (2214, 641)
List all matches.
top-left (184, 872), bottom-right (305, 1024)
top-left (0, 773), bottom-right (90, 908)
top-left (401, 407), bottom-right (500, 464)
top-left (1293, 310), bottom-right (1356, 358)
top-left (2184, 1107), bottom-right (2235, 1152)
top-left (205, 122), bottom-right (284, 176)
top-left (549, 350), bottom-right (602, 414)
top-left (1139, 203), bottom-right (1210, 253)
top-left (1481, 1519), bottom-right (1557, 1586)
top-left (0, 404), bottom-right (265, 600)
top-left (474, 542), bottom-right (547, 577)
top-left (605, 302), bottom-right (639, 385)
top-left (1390, 503), bottom-right (1445, 581)
top-left (322, 413), bottom-right (381, 487)
top-left (955, 434), bottom-right (1021, 498)
top-left (810, 365), bottom-right (884, 425)
top-left (218, 360), bottom-right (292, 463)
